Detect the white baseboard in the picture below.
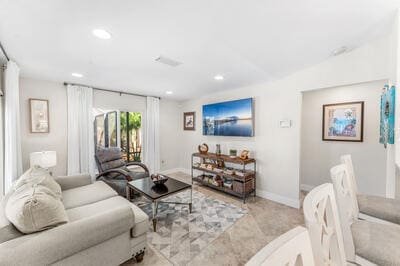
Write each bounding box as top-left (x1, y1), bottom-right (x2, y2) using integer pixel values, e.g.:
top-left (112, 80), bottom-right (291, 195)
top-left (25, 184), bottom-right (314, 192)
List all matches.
top-left (300, 184), bottom-right (314, 192)
top-left (256, 189), bottom-right (300, 209)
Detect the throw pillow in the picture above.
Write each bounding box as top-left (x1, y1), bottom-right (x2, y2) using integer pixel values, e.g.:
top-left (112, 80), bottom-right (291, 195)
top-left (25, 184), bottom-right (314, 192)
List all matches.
top-left (5, 183), bottom-right (68, 234)
top-left (13, 166), bottom-right (62, 200)
top-left (0, 191), bottom-right (22, 243)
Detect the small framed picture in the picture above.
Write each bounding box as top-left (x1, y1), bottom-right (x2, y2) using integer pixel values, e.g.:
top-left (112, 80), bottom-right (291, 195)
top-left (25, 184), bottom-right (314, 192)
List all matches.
top-left (29, 98), bottom-right (49, 133)
top-left (184, 112), bottom-right (195, 131)
top-left (322, 101), bottom-right (364, 142)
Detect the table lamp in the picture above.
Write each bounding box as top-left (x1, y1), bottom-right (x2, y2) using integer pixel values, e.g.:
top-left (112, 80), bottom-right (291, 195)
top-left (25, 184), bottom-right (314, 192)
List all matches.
top-left (30, 151), bottom-right (57, 175)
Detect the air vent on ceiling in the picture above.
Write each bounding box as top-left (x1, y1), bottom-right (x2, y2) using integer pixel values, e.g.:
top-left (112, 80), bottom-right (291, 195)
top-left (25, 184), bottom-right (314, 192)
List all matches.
top-left (155, 56), bottom-right (182, 67)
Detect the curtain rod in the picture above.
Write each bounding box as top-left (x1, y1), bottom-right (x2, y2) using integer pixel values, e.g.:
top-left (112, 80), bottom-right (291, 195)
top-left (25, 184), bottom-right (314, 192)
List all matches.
top-left (0, 41), bottom-right (10, 61)
top-left (63, 82), bottom-right (161, 99)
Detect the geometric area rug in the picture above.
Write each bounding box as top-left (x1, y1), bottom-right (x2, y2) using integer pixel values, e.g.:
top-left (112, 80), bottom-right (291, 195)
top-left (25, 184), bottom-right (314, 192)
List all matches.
top-left (137, 190), bottom-right (247, 265)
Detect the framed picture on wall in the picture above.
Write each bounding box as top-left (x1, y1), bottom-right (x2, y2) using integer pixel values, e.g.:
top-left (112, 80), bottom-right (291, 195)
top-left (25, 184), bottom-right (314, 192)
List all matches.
top-left (322, 101), bottom-right (364, 142)
top-left (29, 98), bottom-right (49, 133)
top-left (184, 112), bottom-right (195, 130)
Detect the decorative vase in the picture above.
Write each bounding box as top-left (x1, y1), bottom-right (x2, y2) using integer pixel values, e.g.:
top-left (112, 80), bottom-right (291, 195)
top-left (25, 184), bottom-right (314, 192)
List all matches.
top-left (216, 144), bottom-right (221, 156)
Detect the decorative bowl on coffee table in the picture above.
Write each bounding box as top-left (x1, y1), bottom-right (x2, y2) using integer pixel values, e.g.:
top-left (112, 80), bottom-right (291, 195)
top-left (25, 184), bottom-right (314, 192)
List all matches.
top-left (151, 174), bottom-right (169, 185)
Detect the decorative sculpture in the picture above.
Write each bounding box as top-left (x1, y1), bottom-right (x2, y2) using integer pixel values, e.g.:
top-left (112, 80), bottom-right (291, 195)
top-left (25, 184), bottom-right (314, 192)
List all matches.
top-left (198, 143), bottom-right (209, 154)
top-left (380, 85), bottom-right (395, 148)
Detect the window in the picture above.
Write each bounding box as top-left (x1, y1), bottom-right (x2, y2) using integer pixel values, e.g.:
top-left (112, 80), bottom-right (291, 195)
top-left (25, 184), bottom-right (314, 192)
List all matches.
top-left (107, 112), bottom-right (118, 147)
top-left (94, 111), bottom-right (118, 149)
top-left (120, 112), bottom-right (142, 162)
top-left (94, 110), bottom-right (142, 163)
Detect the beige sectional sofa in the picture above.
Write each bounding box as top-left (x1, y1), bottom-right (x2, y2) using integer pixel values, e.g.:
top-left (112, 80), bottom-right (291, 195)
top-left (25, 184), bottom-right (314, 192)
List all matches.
top-left (0, 174), bottom-right (149, 266)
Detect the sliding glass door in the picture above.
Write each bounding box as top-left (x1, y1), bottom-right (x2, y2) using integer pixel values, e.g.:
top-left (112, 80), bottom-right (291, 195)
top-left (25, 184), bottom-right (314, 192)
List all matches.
top-left (94, 111), bottom-right (142, 163)
top-left (94, 111), bottom-right (118, 149)
top-left (120, 112), bottom-right (142, 162)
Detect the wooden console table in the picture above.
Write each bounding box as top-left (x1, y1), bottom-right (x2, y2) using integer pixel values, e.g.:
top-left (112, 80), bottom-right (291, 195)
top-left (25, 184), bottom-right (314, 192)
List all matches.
top-left (191, 152), bottom-right (256, 203)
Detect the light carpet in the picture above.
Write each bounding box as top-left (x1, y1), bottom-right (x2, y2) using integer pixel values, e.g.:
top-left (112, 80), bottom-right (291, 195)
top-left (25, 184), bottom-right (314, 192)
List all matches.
top-left (137, 190), bottom-right (246, 265)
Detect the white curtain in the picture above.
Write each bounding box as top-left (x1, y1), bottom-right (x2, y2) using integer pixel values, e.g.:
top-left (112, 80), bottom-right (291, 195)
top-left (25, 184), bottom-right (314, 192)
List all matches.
top-left (4, 61), bottom-right (22, 192)
top-left (144, 96), bottom-right (160, 174)
top-left (67, 85), bottom-right (95, 177)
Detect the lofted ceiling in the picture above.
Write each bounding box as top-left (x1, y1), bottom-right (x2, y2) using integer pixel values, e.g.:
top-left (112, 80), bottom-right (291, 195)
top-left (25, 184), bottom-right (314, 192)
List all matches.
top-left (0, 0), bottom-right (399, 100)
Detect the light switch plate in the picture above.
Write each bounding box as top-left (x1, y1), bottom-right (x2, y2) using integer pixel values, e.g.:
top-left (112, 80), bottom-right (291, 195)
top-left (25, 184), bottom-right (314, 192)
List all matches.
top-left (279, 120), bottom-right (292, 128)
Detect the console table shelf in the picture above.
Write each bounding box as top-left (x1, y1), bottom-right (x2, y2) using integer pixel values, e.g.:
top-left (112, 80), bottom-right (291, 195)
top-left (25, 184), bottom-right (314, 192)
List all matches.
top-left (191, 166), bottom-right (254, 181)
top-left (192, 176), bottom-right (255, 198)
top-left (191, 152), bottom-right (256, 203)
top-left (192, 152), bottom-right (255, 164)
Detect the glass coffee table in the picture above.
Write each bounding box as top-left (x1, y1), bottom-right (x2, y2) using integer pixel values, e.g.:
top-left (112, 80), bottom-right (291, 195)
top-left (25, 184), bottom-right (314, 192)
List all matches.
top-left (126, 177), bottom-right (192, 232)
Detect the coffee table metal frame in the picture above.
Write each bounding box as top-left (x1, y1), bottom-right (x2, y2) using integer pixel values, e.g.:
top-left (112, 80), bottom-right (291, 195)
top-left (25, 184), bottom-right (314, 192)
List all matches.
top-left (126, 179), bottom-right (193, 232)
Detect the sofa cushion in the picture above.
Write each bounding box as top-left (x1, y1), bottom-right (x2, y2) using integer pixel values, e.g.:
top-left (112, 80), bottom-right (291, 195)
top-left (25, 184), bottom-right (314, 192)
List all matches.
top-left (66, 196), bottom-right (149, 237)
top-left (62, 181), bottom-right (118, 209)
top-left (0, 232), bottom-right (37, 249)
top-left (0, 223), bottom-right (22, 244)
top-left (351, 220), bottom-right (400, 265)
top-left (97, 175), bottom-right (128, 197)
top-left (357, 194), bottom-right (400, 224)
top-left (5, 183), bottom-right (68, 234)
top-left (54, 174), bottom-right (92, 191)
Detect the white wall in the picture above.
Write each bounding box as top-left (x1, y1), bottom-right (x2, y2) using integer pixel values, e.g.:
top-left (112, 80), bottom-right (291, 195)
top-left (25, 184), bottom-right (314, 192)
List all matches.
top-left (391, 11), bottom-right (400, 199)
top-left (93, 90), bottom-right (146, 113)
top-left (178, 30), bottom-right (393, 208)
top-left (19, 78), bottom-right (68, 176)
top-left (0, 65), bottom-right (4, 196)
top-left (301, 80), bottom-right (387, 196)
top-left (159, 100), bottom-right (181, 171)
top-left (19, 78), bottom-right (181, 176)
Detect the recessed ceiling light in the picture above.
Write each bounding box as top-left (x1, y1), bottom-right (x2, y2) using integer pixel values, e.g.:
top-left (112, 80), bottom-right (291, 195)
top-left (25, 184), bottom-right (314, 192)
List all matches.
top-left (166, 91), bottom-right (173, 95)
top-left (214, 75), bottom-right (224, 80)
top-left (331, 46), bottom-right (347, 56)
top-left (71, 73), bottom-right (83, 78)
top-left (92, 29), bottom-right (112, 39)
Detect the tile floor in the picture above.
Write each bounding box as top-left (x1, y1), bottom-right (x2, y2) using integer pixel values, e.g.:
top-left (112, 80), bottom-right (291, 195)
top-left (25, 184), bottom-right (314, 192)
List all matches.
top-left (122, 172), bottom-right (304, 266)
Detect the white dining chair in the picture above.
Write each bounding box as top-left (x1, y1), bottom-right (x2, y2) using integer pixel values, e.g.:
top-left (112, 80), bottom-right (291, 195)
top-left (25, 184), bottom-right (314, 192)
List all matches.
top-left (303, 183), bottom-right (348, 266)
top-left (341, 154), bottom-right (400, 225)
top-left (331, 164), bottom-right (400, 266)
top-left (245, 226), bottom-right (315, 266)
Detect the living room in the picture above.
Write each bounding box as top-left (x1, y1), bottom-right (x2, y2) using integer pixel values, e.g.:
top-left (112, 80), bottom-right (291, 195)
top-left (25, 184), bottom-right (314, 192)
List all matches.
top-left (1, 1), bottom-right (400, 265)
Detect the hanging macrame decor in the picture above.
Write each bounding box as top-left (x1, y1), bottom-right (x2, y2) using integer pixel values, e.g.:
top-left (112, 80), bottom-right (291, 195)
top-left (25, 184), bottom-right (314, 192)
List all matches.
top-left (379, 85), bottom-right (395, 148)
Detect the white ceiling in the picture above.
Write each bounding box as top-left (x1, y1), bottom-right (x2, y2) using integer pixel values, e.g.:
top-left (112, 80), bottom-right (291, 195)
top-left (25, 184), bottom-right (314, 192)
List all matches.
top-left (0, 0), bottom-right (399, 100)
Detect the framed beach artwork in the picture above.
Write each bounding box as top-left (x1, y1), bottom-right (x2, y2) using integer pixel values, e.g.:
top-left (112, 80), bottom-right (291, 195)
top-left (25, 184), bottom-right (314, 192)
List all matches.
top-left (184, 112), bottom-right (196, 130)
top-left (203, 98), bottom-right (254, 137)
top-left (29, 98), bottom-right (49, 133)
top-left (322, 101), bottom-right (364, 142)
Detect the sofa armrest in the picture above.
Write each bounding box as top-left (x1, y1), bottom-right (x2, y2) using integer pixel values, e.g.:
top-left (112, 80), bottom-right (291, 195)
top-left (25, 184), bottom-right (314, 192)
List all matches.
top-left (54, 174), bottom-right (92, 190)
top-left (0, 206), bottom-right (135, 266)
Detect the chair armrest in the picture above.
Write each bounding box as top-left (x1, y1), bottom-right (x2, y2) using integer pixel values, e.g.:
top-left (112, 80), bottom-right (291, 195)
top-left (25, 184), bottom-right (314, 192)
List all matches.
top-left (0, 206), bottom-right (135, 266)
top-left (126, 162), bottom-right (150, 175)
top-left (96, 169), bottom-right (133, 181)
top-left (54, 174), bottom-right (92, 191)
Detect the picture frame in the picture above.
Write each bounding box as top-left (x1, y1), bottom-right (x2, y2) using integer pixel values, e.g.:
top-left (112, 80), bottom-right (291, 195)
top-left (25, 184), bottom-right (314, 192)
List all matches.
top-left (184, 112), bottom-right (196, 130)
top-left (202, 98), bottom-right (254, 137)
top-left (29, 98), bottom-right (49, 133)
top-left (322, 101), bottom-right (364, 142)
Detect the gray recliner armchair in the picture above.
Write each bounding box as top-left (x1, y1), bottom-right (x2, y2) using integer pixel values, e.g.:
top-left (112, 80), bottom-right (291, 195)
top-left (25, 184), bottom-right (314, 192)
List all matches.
top-left (95, 147), bottom-right (149, 197)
